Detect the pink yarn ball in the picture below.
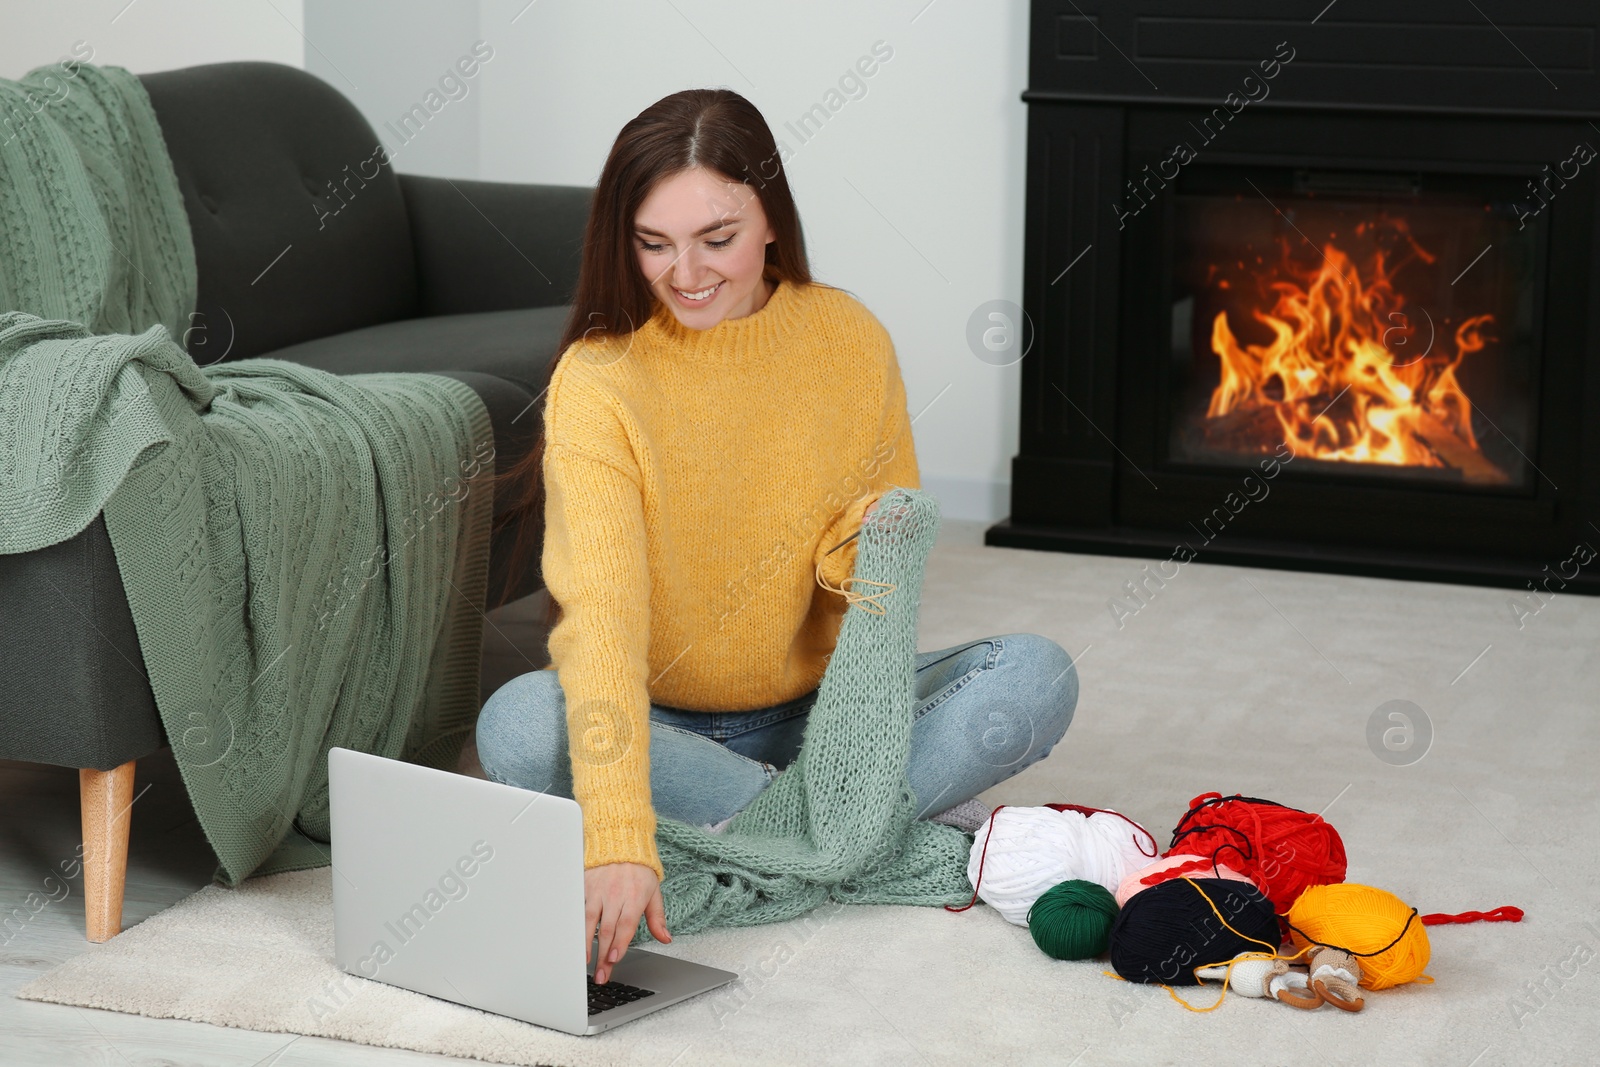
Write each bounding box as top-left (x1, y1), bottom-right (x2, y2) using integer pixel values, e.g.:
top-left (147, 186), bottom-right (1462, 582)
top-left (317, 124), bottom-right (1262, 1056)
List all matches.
top-left (1114, 852), bottom-right (1254, 908)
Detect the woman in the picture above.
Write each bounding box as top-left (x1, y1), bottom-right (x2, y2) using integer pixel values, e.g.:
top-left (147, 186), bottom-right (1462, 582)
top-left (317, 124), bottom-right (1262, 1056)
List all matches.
top-left (477, 89), bottom-right (1078, 985)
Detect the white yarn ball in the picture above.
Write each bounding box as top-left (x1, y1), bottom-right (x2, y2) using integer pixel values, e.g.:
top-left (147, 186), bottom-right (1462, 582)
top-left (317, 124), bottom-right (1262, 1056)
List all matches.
top-left (966, 805), bottom-right (1160, 927)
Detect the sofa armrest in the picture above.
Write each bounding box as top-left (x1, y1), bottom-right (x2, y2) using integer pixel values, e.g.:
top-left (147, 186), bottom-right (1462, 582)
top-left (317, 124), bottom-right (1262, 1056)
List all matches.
top-left (401, 174), bottom-right (592, 316)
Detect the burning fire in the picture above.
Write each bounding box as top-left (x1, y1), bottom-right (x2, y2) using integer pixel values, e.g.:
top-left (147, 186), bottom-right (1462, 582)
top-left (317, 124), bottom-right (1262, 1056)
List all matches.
top-left (1204, 219), bottom-right (1506, 483)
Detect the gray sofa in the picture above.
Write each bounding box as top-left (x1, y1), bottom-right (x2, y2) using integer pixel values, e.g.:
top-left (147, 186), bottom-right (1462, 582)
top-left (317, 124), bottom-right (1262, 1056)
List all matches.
top-left (0, 61), bottom-right (584, 940)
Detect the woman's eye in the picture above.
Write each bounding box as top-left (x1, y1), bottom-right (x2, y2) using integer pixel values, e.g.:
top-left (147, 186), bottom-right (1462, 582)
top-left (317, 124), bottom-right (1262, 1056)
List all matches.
top-left (638, 234), bottom-right (733, 252)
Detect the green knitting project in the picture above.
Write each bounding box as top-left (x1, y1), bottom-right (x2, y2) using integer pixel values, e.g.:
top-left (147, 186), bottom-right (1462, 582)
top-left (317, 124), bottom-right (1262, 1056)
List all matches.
top-left (0, 61), bottom-right (495, 885)
top-left (643, 487), bottom-right (976, 941)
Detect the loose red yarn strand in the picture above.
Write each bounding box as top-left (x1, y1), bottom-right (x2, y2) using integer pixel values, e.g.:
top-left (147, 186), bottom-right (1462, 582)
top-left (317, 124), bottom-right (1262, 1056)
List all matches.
top-left (1046, 802), bottom-right (1159, 858)
top-left (1421, 906), bottom-right (1525, 925)
top-left (1139, 856), bottom-right (1220, 886)
top-left (945, 804), bottom-right (1007, 912)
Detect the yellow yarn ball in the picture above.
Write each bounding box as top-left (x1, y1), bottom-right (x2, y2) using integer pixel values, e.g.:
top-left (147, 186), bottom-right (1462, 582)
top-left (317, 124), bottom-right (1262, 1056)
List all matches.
top-left (1287, 883), bottom-right (1431, 990)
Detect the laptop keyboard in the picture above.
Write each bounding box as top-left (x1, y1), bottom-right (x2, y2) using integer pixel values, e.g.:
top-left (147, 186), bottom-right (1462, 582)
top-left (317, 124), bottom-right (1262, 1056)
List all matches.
top-left (587, 975), bottom-right (656, 1016)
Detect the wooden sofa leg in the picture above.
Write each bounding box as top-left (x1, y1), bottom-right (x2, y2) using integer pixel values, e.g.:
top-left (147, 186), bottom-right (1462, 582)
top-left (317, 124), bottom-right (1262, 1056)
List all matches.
top-left (80, 760), bottom-right (136, 943)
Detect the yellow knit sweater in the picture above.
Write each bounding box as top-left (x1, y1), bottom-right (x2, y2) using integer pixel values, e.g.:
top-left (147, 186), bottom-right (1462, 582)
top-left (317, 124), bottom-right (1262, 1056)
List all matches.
top-left (537, 277), bottom-right (920, 880)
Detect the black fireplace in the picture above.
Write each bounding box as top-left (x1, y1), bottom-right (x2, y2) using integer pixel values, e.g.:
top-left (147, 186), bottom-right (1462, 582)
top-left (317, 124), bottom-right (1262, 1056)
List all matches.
top-left (988, 1), bottom-right (1600, 594)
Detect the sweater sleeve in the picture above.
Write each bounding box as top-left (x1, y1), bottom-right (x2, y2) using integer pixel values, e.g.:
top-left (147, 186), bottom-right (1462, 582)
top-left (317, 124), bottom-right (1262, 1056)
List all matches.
top-left (540, 375), bottom-right (663, 882)
top-left (816, 332), bottom-right (921, 592)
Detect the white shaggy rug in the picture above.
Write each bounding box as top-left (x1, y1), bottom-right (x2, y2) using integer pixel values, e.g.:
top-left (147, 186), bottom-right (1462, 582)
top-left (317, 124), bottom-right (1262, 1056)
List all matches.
top-left (11, 850), bottom-right (1569, 1066)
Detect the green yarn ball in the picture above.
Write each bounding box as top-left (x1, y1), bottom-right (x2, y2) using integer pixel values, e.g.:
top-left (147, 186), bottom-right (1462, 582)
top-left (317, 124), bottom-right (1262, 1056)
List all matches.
top-left (1027, 879), bottom-right (1119, 960)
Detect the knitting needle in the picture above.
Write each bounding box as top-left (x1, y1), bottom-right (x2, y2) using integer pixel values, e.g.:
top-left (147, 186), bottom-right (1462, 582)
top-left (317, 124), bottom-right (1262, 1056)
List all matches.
top-left (822, 530), bottom-right (859, 556)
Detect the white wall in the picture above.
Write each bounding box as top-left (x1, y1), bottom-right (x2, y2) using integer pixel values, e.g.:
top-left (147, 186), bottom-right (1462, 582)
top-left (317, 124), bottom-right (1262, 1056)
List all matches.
top-left (302, 0), bottom-right (484, 180)
top-left (0, 0), bottom-right (303, 78)
top-left (3, 0), bottom-right (1027, 522)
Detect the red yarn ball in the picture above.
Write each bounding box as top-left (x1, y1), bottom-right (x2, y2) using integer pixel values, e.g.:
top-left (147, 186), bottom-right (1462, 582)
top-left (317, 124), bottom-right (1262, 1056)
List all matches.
top-left (1165, 792), bottom-right (1346, 913)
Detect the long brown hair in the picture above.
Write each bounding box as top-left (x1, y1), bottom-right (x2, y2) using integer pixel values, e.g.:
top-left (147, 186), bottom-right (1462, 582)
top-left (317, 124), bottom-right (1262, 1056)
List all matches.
top-left (488, 89), bottom-right (815, 626)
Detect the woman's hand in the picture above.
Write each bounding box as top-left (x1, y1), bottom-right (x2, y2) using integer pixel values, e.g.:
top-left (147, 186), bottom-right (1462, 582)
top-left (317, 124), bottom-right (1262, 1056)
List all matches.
top-left (585, 861), bottom-right (671, 984)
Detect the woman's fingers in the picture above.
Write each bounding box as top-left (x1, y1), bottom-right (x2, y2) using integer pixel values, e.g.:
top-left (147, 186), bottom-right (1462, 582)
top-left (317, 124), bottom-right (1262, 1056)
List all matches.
top-left (608, 898), bottom-right (645, 970)
top-left (646, 886), bottom-right (672, 943)
top-left (595, 894), bottom-right (621, 983)
top-left (586, 863), bottom-right (665, 983)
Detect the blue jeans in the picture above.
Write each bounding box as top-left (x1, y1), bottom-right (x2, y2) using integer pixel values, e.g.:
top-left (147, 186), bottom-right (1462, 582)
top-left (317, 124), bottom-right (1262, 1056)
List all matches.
top-left (474, 633), bottom-right (1079, 828)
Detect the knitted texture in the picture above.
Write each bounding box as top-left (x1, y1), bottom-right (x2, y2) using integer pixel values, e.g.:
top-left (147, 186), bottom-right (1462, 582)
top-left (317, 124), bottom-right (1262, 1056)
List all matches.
top-left (540, 277), bottom-right (919, 880)
top-left (640, 486), bottom-right (975, 941)
top-left (0, 61), bottom-right (495, 885)
top-left (0, 61), bottom-right (196, 336)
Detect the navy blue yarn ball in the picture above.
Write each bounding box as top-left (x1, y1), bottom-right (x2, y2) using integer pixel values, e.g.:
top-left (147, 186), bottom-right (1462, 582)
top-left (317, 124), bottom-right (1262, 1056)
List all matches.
top-left (1108, 877), bottom-right (1281, 985)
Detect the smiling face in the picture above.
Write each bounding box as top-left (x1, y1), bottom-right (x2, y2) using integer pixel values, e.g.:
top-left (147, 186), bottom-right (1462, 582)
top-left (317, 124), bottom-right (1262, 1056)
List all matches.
top-left (633, 166), bottom-right (777, 329)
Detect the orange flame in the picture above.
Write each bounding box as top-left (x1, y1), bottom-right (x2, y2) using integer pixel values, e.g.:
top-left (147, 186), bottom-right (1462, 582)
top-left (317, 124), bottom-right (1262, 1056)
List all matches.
top-left (1205, 221), bottom-right (1505, 483)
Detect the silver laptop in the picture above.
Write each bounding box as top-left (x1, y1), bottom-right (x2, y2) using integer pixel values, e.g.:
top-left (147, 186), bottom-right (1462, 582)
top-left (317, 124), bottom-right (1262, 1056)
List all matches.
top-left (328, 747), bottom-right (737, 1035)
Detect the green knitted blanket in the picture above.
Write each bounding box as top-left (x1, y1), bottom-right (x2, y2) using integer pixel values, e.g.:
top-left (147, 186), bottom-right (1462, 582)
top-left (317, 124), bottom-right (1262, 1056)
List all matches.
top-left (644, 487), bottom-right (975, 940)
top-left (0, 62), bottom-right (495, 885)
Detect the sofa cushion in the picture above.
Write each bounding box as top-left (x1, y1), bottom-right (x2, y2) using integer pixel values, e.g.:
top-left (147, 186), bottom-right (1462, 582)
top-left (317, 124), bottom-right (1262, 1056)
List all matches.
top-left (264, 306), bottom-right (565, 395)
